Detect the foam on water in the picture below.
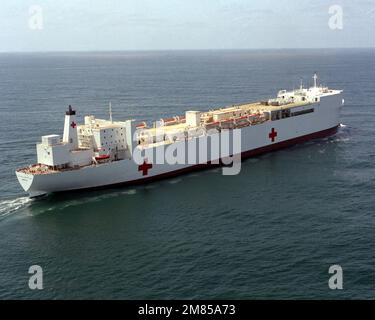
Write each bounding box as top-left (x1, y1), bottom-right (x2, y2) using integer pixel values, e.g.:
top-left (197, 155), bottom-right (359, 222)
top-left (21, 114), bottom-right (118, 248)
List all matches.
top-left (0, 197), bottom-right (32, 219)
top-left (122, 189), bottom-right (137, 195)
top-left (14, 188), bottom-right (141, 217)
top-left (169, 178), bottom-right (182, 184)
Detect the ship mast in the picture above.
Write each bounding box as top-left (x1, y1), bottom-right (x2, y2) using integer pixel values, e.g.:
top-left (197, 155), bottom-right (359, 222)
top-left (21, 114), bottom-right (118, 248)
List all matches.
top-left (109, 101), bottom-right (113, 123)
top-left (313, 72), bottom-right (318, 88)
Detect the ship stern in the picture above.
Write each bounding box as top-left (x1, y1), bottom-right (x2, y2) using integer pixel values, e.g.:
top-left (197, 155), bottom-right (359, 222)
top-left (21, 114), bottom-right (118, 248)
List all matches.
top-left (15, 170), bottom-right (46, 198)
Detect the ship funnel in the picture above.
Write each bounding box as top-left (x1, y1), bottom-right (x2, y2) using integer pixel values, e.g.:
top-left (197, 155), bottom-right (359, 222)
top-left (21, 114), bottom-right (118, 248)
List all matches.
top-left (63, 105), bottom-right (78, 150)
top-left (66, 105), bottom-right (76, 116)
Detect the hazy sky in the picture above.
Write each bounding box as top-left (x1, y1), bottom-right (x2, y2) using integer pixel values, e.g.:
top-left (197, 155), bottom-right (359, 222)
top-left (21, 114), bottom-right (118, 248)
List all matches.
top-left (1, 0), bottom-right (375, 52)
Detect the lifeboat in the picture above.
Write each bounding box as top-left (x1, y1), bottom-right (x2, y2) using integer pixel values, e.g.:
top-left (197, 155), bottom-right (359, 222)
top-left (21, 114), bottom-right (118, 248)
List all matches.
top-left (136, 122), bottom-right (147, 129)
top-left (178, 116), bottom-right (186, 123)
top-left (160, 117), bottom-right (178, 126)
top-left (220, 118), bottom-right (235, 130)
top-left (234, 115), bottom-right (250, 128)
top-left (204, 121), bottom-right (220, 131)
top-left (248, 113), bottom-right (264, 124)
top-left (95, 154), bottom-right (110, 161)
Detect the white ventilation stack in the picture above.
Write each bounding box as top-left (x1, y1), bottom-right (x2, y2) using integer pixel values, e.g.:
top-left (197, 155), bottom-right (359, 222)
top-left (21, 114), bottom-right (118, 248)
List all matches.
top-left (186, 111), bottom-right (201, 127)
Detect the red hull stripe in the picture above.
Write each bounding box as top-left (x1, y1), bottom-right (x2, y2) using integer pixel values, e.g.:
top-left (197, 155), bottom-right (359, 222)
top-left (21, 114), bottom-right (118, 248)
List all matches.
top-left (58, 125), bottom-right (339, 194)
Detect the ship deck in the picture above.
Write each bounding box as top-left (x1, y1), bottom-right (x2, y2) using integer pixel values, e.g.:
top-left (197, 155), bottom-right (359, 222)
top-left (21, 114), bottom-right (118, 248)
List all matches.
top-left (142, 99), bottom-right (312, 137)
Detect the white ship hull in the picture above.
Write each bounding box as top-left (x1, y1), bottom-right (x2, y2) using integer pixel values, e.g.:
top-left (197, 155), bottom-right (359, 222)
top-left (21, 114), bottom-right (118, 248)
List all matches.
top-left (16, 92), bottom-right (342, 197)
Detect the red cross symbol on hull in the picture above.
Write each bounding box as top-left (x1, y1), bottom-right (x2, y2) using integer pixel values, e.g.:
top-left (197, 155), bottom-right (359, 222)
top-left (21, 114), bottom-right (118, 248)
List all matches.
top-left (70, 121), bottom-right (77, 129)
top-left (269, 128), bottom-right (277, 142)
top-left (138, 159), bottom-right (153, 176)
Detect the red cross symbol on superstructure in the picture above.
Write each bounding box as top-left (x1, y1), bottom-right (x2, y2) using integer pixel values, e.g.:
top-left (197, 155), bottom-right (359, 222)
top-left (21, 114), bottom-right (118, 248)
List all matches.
top-left (268, 128), bottom-right (278, 142)
top-left (138, 159), bottom-right (153, 176)
top-left (70, 121), bottom-right (77, 129)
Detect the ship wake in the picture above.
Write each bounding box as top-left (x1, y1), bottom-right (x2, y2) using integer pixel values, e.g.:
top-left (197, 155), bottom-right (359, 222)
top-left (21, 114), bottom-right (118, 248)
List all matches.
top-left (0, 197), bottom-right (33, 220)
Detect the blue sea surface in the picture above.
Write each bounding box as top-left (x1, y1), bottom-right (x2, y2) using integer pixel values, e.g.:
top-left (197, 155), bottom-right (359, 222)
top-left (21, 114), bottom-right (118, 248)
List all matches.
top-left (0, 49), bottom-right (374, 299)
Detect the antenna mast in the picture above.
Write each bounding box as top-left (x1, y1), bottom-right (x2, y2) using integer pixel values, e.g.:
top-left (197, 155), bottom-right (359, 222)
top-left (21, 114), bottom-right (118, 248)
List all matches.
top-left (313, 72), bottom-right (318, 88)
top-left (109, 101), bottom-right (113, 123)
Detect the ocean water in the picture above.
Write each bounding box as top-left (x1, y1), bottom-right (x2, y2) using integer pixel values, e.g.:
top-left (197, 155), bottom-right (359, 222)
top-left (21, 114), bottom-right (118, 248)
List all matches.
top-left (0, 49), bottom-right (374, 299)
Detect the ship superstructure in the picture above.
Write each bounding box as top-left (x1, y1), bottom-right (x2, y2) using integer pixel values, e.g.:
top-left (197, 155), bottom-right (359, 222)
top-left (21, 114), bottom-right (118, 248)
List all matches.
top-left (16, 74), bottom-right (343, 197)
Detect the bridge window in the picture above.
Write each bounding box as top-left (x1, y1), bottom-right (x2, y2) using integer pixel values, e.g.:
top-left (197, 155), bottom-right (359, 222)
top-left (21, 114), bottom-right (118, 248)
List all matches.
top-left (291, 108), bottom-right (314, 117)
top-left (271, 107), bottom-right (315, 121)
top-left (281, 109), bottom-right (291, 118)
